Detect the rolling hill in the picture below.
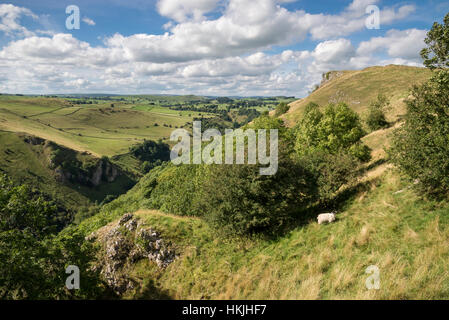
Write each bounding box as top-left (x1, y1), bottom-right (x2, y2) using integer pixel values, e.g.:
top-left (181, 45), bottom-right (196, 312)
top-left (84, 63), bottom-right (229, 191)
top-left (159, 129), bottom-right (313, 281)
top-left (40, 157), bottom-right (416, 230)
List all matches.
top-left (282, 65), bottom-right (432, 126)
top-left (0, 95), bottom-right (203, 157)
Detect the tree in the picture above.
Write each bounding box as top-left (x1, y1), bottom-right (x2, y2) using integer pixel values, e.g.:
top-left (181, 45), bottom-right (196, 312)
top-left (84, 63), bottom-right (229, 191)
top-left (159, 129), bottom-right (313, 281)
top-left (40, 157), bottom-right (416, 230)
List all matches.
top-left (0, 175), bottom-right (106, 299)
top-left (129, 139), bottom-right (170, 166)
top-left (421, 13), bottom-right (449, 70)
top-left (390, 69), bottom-right (449, 197)
top-left (390, 13), bottom-right (449, 198)
top-left (366, 94), bottom-right (390, 131)
top-left (295, 103), bottom-right (371, 162)
top-left (294, 103), bottom-right (370, 204)
top-left (274, 102), bottom-right (290, 117)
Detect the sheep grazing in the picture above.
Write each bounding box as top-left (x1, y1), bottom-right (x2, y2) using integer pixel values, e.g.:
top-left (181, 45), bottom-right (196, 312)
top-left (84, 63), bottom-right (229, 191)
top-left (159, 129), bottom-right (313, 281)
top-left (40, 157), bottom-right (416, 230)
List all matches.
top-left (317, 212), bottom-right (336, 225)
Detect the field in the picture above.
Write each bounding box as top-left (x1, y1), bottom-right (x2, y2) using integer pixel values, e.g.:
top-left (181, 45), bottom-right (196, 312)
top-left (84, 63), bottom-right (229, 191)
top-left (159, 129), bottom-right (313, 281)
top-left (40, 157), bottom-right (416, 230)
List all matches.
top-left (0, 95), bottom-right (205, 157)
top-left (0, 95), bottom-right (292, 157)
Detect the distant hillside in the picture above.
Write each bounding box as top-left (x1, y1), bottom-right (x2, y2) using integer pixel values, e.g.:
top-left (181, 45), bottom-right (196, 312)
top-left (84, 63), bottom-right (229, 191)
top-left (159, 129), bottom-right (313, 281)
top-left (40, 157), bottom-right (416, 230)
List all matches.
top-left (0, 131), bottom-right (135, 210)
top-left (283, 65), bottom-right (432, 126)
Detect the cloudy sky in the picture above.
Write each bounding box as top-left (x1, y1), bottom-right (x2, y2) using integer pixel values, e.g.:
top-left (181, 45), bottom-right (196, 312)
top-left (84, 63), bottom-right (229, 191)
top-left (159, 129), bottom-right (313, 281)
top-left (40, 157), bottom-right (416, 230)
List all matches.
top-left (0, 0), bottom-right (447, 96)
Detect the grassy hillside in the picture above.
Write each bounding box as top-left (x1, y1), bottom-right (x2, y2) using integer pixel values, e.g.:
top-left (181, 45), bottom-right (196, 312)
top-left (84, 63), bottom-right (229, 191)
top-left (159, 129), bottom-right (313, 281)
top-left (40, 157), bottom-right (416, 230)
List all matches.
top-left (283, 65), bottom-right (432, 126)
top-left (62, 63), bottom-right (449, 300)
top-left (74, 169), bottom-right (449, 300)
top-left (0, 131), bottom-right (134, 210)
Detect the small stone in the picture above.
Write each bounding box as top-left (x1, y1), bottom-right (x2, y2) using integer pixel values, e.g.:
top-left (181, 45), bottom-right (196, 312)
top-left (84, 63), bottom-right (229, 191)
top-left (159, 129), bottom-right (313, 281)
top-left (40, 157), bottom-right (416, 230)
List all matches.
top-left (119, 213), bottom-right (134, 225)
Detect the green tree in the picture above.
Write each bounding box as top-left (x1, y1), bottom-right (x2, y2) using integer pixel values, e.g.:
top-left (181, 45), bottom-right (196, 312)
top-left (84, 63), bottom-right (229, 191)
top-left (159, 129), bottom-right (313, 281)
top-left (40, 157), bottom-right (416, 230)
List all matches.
top-left (366, 94), bottom-right (390, 131)
top-left (274, 102), bottom-right (290, 117)
top-left (295, 103), bottom-right (371, 161)
top-left (390, 13), bottom-right (449, 198)
top-left (390, 69), bottom-right (449, 197)
top-left (0, 175), bottom-right (106, 299)
top-left (421, 13), bottom-right (449, 70)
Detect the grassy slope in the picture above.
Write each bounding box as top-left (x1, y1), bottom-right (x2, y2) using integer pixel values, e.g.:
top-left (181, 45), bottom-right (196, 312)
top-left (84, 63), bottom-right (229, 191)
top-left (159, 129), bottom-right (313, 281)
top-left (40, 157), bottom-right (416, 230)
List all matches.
top-left (0, 131), bottom-right (91, 208)
top-left (0, 131), bottom-right (134, 209)
top-left (282, 65), bottom-right (432, 126)
top-left (77, 169), bottom-right (449, 300)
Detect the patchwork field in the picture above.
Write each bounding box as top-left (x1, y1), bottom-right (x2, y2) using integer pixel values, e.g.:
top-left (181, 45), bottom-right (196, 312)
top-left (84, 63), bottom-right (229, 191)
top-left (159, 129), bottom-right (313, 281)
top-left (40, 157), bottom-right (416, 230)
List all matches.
top-left (0, 95), bottom-right (208, 157)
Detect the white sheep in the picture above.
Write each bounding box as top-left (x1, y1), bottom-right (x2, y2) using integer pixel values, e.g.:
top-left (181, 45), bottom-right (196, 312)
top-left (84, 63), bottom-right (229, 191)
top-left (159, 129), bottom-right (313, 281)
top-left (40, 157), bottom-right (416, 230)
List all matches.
top-left (317, 212), bottom-right (336, 225)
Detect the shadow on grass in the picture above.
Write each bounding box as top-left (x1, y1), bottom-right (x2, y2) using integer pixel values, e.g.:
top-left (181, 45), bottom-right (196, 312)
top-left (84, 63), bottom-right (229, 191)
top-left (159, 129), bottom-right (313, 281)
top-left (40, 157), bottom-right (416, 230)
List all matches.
top-left (133, 279), bottom-right (173, 300)
top-left (264, 176), bottom-right (383, 242)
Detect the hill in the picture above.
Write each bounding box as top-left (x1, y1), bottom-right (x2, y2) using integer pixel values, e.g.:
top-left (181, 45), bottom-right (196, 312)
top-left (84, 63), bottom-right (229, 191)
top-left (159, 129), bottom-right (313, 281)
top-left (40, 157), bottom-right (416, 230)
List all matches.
top-left (282, 65), bottom-right (432, 126)
top-left (72, 168), bottom-right (449, 299)
top-left (0, 131), bottom-right (135, 211)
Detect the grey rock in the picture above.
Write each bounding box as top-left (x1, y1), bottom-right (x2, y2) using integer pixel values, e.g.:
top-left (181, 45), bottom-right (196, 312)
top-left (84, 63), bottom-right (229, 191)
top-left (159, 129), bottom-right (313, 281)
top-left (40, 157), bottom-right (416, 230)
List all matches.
top-left (97, 213), bottom-right (176, 296)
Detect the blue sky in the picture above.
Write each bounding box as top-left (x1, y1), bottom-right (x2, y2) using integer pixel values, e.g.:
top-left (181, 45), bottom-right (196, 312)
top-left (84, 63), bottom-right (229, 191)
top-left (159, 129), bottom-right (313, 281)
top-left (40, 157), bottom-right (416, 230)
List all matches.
top-left (0, 0), bottom-right (447, 96)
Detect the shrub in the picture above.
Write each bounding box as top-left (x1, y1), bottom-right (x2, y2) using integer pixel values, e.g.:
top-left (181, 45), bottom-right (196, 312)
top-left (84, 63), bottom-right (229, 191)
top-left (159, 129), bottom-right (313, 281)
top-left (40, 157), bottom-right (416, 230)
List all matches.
top-left (143, 164), bottom-right (203, 216)
top-left (298, 151), bottom-right (358, 205)
top-left (274, 102), bottom-right (290, 117)
top-left (195, 155), bottom-right (315, 236)
top-left (129, 140), bottom-right (170, 170)
top-left (295, 103), bottom-right (371, 162)
top-left (366, 94), bottom-right (390, 131)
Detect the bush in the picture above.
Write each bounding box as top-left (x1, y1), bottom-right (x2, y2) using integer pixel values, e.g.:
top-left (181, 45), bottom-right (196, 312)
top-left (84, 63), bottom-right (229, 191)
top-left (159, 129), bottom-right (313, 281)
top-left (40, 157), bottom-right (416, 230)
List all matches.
top-left (295, 103), bottom-right (371, 162)
top-left (195, 155), bottom-right (315, 236)
top-left (298, 151), bottom-right (358, 205)
top-left (274, 102), bottom-right (290, 117)
top-left (130, 140), bottom-right (170, 172)
top-left (143, 164), bottom-right (203, 216)
top-left (366, 94), bottom-right (390, 131)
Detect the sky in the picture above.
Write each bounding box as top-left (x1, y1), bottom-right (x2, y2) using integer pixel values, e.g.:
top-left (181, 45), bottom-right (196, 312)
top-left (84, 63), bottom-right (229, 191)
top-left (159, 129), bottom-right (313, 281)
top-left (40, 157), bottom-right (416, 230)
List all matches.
top-left (0, 0), bottom-right (447, 97)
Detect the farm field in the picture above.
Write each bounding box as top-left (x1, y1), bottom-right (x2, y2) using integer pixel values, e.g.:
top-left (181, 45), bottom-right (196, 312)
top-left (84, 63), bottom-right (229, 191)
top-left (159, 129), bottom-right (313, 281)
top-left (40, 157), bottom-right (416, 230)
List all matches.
top-left (0, 95), bottom-right (291, 157)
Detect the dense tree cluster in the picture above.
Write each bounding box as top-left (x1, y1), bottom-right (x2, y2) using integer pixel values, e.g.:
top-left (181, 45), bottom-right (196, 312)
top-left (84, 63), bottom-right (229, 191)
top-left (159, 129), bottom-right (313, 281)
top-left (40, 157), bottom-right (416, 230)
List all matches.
top-left (129, 140), bottom-right (171, 174)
